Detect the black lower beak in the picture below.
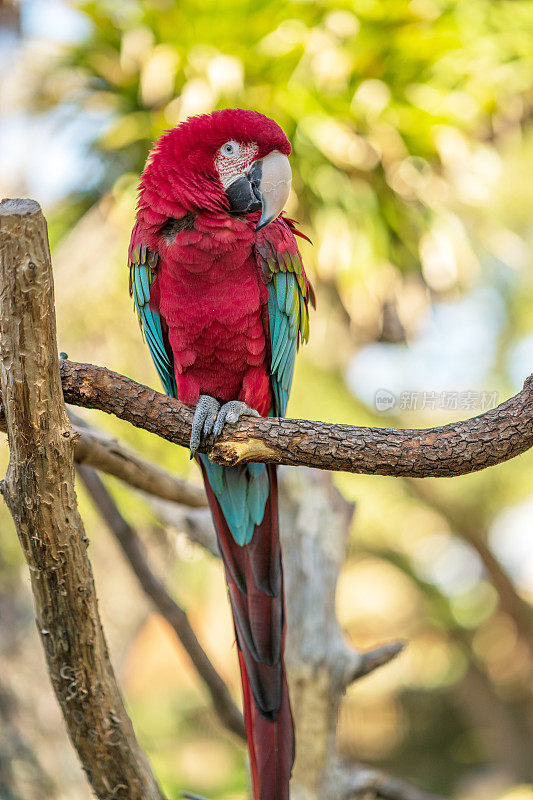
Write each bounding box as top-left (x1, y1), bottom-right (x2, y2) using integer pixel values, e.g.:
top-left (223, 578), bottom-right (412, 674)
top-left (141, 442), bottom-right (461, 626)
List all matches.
top-left (225, 160), bottom-right (263, 215)
top-left (224, 151), bottom-right (291, 230)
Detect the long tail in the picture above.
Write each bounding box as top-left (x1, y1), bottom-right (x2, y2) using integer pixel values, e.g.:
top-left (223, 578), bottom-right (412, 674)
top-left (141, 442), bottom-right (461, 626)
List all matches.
top-left (198, 458), bottom-right (294, 800)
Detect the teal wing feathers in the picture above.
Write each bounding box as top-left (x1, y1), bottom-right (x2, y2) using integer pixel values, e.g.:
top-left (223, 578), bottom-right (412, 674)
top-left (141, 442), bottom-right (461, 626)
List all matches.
top-left (256, 218), bottom-right (314, 417)
top-left (128, 223), bottom-right (177, 398)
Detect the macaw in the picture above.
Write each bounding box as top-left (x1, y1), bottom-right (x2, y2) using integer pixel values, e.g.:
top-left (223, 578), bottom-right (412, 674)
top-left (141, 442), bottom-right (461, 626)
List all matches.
top-left (129, 109), bottom-right (314, 800)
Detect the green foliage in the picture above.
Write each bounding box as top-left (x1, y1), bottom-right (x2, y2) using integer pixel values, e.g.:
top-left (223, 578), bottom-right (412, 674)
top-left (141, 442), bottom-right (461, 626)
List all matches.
top-left (39, 0), bottom-right (533, 303)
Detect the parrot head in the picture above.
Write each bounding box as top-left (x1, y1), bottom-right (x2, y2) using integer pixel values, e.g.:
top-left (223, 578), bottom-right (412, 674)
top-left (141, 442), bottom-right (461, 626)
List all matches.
top-left (140, 108), bottom-right (292, 230)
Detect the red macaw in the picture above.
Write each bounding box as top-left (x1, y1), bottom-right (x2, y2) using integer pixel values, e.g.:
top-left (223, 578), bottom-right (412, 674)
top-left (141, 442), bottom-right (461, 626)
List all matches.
top-left (129, 109), bottom-right (314, 800)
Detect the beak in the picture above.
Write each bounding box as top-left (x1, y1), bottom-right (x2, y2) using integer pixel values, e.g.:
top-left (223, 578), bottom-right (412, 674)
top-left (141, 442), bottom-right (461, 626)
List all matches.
top-left (253, 150), bottom-right (292, 231)
top-left (225, 150), bottom-right (292, 231)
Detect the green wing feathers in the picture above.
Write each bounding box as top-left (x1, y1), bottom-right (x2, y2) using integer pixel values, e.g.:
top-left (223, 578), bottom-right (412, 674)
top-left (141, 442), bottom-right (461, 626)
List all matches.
top-left (256, 220), bottom-right (314, 417)
top-left (128, 224), bottom-right (177, 398)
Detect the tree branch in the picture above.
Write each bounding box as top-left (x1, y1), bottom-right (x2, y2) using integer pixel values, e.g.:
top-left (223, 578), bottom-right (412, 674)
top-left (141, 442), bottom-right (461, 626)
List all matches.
top-left (0, 683), bottom-right (56, 800)
top-left (0, 199), bottom-right (165, 800)
top-left (76, 464), bottom-right (245, 741)
top-left (150, 498), bottom-right (219, 557)
top-left (336, 762), bottom-right (445, 800)
top-left (55, 360), bottom-right (533, 478)
top-left (68, 409), bottom-right (207, 507)
top-left (346, 641), bottom-right (406, 685)
top-left (0, 408), bottom-right (207, 508)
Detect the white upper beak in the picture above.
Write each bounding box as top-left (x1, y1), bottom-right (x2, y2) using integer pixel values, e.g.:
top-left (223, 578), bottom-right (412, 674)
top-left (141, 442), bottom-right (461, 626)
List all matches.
top-left (254, 150), bottom-right (292, 231)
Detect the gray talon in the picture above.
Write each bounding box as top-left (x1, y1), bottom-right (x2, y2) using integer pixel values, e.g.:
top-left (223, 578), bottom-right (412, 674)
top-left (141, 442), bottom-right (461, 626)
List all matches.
top-left (212, 401), bottom-right (260, 441)
top-left (190, 395), bottom-right (220, 458)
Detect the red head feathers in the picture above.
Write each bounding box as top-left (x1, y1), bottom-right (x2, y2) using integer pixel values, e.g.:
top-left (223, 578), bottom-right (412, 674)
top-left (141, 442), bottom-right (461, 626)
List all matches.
top-left (138, 109), bottom-right (291, 225)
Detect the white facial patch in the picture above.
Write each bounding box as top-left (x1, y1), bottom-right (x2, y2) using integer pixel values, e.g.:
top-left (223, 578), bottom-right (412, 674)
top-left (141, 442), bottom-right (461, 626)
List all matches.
top-left (214, 140), bottom-right (259, 189)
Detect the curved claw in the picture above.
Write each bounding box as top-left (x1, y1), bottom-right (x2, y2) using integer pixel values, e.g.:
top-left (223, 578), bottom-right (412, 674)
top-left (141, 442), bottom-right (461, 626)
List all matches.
top-left (212, 400), bottom-right (260, 442)
top-left (189, 395), bottom-right (220, 458)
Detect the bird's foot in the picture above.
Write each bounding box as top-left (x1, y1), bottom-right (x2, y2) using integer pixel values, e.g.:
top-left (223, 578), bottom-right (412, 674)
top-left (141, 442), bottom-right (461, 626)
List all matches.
top-left (189, 394), bottom-right (220, 458)
top-left (213, 400), bottom-right (260, 441)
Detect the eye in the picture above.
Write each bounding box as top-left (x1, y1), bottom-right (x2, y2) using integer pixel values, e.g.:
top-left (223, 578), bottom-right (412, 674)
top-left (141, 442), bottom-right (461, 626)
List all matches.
top-left (220, 140), bottom-right (239, 157)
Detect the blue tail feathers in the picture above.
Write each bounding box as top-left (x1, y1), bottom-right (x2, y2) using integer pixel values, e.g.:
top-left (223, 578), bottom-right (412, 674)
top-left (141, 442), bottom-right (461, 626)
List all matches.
top-left (197, 454), bottom-right (270, 545)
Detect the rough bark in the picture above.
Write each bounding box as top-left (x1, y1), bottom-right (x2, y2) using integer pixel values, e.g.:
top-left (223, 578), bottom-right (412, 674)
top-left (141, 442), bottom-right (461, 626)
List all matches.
top-left (54, 360), bottom-right (533, 478)
top-left (0, 199), bottom-right (164, 800)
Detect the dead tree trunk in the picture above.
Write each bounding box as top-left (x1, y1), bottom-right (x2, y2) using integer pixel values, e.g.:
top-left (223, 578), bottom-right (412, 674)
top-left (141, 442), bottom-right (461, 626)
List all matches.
top-left (0, 199), bottom-right (164, 800)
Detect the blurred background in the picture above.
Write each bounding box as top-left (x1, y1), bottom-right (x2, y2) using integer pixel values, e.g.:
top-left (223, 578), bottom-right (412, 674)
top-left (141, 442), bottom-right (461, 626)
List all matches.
top-left (1, 0), bottom-right (533, 798)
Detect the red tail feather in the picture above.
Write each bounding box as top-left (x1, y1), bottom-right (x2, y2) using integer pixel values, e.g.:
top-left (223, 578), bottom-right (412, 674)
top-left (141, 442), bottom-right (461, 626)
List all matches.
top-left (200, 463), bottom-right (294, 800)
